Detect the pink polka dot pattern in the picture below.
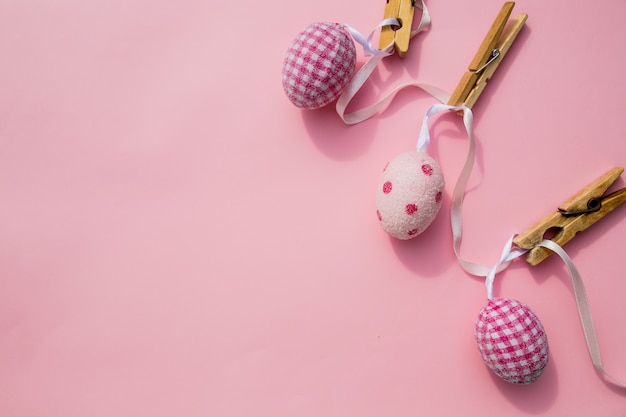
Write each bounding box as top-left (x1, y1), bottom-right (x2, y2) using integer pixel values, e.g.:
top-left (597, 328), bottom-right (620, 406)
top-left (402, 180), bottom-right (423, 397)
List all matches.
top-left (405, 204), bottom-right (418, 215)
top-left (375, 151), bottom-right (445, 240)
top-left (421, 164), bottom-right (433, 176)
top-left (475, 298), bottom-right (549, 384)
top-left (282, 22), bottom-right (356, 109)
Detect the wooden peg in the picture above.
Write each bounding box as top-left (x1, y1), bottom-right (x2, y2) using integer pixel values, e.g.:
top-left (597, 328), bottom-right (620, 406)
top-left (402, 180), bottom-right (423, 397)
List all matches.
top-left (379, 0), bottom-right (415, 57)
top-left (448, 2), bottom-right (527, 109)
top-left (513, 167), bottom-right (626, 265)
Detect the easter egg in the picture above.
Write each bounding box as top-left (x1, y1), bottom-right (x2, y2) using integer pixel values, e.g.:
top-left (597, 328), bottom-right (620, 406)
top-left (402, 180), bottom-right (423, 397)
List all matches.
top-left (475, 298), bottom-right (549, 384)
top-left (282, 22), bottom-right (356, 109)
top-left (375, 151), bottom-right (445, 239)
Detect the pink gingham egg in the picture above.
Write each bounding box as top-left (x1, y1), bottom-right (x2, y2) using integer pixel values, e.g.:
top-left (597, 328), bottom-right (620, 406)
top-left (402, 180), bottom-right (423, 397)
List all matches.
top-left (376, 151), bottom-right (445, 239)
top-left (282, 22), bottom-right (356, 109)
top-left (475, 298), bottom-right (549, 384)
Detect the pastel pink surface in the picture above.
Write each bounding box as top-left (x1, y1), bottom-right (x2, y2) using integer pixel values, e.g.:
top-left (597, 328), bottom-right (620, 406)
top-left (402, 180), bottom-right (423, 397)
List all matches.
top-left (1, 1), bottom-right (625, 416)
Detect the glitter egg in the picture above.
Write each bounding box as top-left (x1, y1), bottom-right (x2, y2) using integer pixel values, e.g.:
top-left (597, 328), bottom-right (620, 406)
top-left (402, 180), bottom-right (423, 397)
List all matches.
top-left (376, 151), bottom-right (445, 239)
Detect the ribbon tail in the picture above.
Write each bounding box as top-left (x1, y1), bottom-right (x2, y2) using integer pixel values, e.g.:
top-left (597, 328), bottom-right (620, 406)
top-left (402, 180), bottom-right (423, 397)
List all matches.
top-left (537, 239), bottom-right (626, 389)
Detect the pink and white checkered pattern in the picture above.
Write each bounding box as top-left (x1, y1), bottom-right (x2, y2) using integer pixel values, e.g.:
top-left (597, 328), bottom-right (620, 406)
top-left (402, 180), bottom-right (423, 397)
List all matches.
top-left (282, 22), bottom-right (356, 109)
top-left (475, 298), bottom-right (549, 384)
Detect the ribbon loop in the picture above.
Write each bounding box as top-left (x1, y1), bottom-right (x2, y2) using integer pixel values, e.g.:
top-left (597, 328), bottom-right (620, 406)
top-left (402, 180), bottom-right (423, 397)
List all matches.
top-left (344, 20), bottom-right (397, 57)
top-left (484, 235), bottom-right (527, 299)
top-left (413, 103), bottom-right (496, 277)
top-left (335, 0), bottom-right (450, 125)
top-left (416, 104), bottom-right (625, 388)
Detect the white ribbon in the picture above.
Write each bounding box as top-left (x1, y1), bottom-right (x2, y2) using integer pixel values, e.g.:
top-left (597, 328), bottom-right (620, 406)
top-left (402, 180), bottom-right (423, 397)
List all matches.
top-left (335, 0), bottom-right (451, 125)
top-left (536, 240), bottom-right (626, 388)
top-left (483, 234), bottom-right (527, 299)
top-left (344, 18), bottom-right (399, 57)
top-left (415, 103), bottom-right (499, 276)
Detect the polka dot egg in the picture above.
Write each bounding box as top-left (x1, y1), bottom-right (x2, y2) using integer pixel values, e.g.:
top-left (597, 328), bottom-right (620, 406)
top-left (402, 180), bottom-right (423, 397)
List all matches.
top-left (282, 22), bottom-right (356, 109)
top-left (376, 151), bottom-right (444, 239)
top-left (475, 298), bottom-right (549, 384)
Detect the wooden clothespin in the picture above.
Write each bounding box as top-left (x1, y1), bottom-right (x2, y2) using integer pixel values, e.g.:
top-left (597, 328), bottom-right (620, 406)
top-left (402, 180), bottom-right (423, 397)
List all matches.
top-left (448, 2), bottom-right (527, 109)
top-left (513, 167), bottom-right (626, 266)
top-left (379, 0), bottom-right (416, 57)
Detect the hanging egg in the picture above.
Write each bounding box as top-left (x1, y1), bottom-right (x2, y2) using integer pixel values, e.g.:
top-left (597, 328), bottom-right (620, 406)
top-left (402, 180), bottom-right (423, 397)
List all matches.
top-left (376, 151), bottom-right (445, 239)
top-left (282, 22), bottom-right (356, 109)
top-left (475, 298), bottom-right (549, 384)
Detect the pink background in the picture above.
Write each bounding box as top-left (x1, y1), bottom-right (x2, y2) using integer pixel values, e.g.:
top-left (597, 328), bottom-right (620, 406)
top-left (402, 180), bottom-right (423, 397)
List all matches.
top-left (1, 0), bottom-right (625, 415)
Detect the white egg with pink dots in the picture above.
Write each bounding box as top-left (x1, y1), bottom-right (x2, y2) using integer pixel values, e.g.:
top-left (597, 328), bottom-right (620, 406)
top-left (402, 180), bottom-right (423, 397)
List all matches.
top-left (376, 151), bottom-right (445, 239)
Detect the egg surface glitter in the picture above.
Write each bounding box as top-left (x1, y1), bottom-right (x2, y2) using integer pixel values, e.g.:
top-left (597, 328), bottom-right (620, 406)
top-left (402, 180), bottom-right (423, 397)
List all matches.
top-left (376, 151), bottom-right (444, 239)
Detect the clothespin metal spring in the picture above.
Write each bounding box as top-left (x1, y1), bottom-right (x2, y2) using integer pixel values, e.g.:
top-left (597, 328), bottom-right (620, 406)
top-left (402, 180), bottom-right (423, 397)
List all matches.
top-left (474, 49), bottom-right (501, 75)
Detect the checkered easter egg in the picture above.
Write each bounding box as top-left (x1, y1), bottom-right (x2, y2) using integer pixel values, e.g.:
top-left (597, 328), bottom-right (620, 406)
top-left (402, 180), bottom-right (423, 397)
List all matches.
top-left (376, 151), bottom-right (445, 239)
top-left (475, 298), bottom-right (549, 384)
top-left (282, 22), bottom-right (356, 109)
